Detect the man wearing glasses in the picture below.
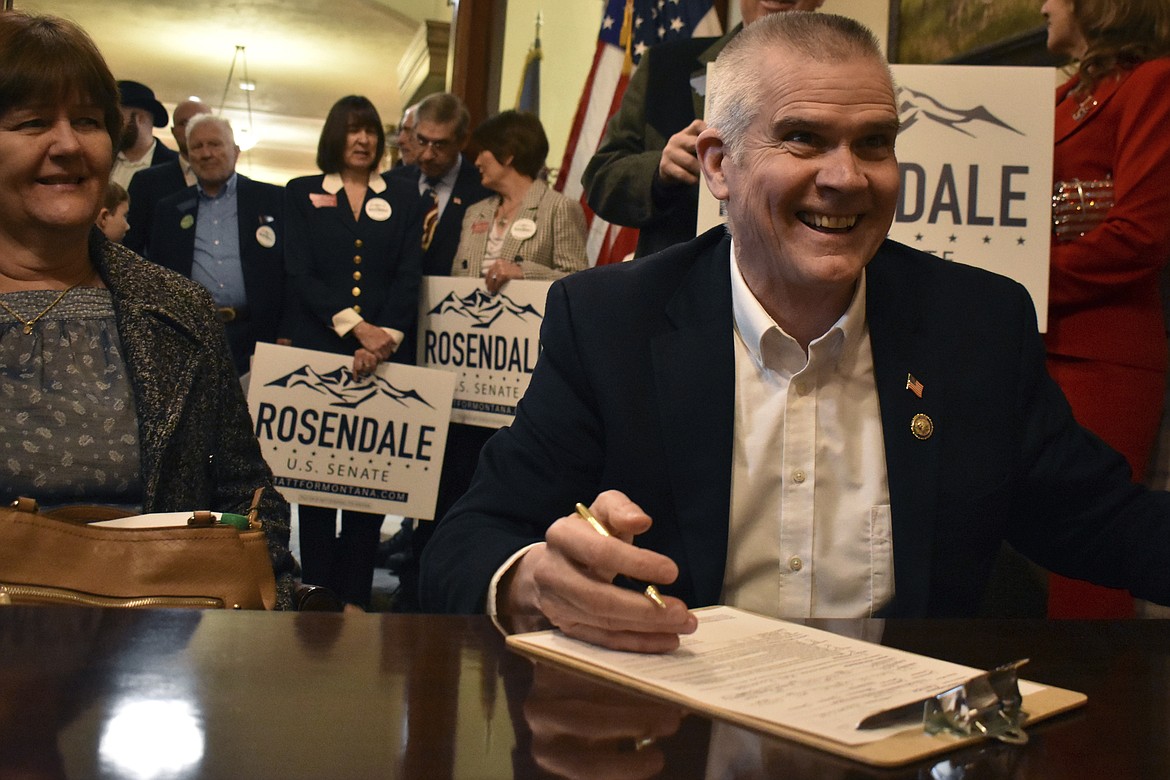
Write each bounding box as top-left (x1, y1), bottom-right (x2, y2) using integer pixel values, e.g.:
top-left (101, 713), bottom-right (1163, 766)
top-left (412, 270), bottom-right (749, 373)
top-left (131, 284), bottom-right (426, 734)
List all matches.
top-left (390, 92), bottom-right (491, 276)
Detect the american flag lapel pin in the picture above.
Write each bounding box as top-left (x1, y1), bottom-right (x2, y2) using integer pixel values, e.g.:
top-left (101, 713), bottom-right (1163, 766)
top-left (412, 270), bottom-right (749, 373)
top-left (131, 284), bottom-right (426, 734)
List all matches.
top-left (906, 373), bottom-right (924, 398)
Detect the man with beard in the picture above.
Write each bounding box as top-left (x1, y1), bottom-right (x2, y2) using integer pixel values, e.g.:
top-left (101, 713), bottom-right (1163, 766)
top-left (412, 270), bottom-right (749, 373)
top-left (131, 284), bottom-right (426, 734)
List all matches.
top-left (125, 99), bottom-right (212, 254)
top-left (110, 80), bottom-right (178, 189)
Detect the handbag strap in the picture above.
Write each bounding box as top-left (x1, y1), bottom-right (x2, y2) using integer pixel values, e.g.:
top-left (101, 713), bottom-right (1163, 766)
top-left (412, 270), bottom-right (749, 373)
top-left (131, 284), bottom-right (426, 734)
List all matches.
top-left (246, 487), bottom-right (265, 530)
top-left (8, 497), bottom-right (131, 525)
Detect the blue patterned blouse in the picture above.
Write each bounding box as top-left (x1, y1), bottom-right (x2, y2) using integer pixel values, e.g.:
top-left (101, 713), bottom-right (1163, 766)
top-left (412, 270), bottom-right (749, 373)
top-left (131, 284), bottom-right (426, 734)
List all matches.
top-left (0, 287), bottom-right (142, 508)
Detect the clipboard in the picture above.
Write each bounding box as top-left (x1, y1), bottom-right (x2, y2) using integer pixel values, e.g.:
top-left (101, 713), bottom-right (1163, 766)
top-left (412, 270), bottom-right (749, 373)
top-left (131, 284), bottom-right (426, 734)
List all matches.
top-left (506, 606), bottom-right (1087, 768)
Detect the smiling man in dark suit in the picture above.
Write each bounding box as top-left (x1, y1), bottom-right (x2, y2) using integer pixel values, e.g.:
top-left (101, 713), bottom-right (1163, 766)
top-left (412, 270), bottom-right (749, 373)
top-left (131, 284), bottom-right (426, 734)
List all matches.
top-left (421, 13), bottom-right (1170, 651)
top-left (148, 114), bottom-right (287, 375)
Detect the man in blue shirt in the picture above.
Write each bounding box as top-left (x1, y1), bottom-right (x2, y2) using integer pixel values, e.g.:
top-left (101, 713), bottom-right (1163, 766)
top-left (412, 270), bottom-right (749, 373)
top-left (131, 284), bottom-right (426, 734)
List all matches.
top-left (148, 115), bottom-right (288, 375)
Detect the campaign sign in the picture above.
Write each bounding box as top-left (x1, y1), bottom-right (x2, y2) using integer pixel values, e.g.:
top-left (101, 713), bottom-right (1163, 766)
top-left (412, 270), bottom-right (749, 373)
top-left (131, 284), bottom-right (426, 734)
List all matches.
top-left (247, 343), bottom-right (456, 519)
top-left (418, 277), bottom-right (548, 427)
top-left (697, 64), bottom-right (1054, 329)
top-left (888, 64), bottom-right (1054, 329)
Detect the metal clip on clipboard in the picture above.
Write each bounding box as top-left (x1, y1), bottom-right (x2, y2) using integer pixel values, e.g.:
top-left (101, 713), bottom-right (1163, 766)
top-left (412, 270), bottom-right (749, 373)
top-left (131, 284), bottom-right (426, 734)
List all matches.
top-left (923, 659), bottom-right (1030, 745)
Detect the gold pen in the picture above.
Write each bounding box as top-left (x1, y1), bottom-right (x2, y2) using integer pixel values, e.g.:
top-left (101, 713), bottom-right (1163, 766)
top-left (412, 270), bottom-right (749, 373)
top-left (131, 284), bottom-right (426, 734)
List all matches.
top-left (574, 502), bottom-right (667, 609)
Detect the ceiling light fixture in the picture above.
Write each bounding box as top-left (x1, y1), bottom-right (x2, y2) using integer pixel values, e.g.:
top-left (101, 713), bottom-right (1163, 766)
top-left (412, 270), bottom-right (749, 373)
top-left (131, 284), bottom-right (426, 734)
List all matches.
top-left (219, 44), bottom-right (260, 152)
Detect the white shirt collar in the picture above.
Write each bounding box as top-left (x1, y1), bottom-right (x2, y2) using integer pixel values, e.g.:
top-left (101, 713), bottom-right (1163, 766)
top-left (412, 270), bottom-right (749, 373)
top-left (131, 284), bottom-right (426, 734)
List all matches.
top-left (321, 171), bottom-right (387, 195)
top-left (729, 239), bottom-right (867, 375)
top-left (116, 138), bottom-right (157, 165)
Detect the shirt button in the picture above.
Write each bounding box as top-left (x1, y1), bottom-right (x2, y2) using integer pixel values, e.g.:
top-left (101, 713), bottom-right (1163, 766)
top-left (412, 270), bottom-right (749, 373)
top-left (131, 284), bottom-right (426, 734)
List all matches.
top-left (789, 556), bottom-right (803, 572)
top-left (353, 255), bottom-right (362, 264)
top-left (795, 381), bottom-right (810, 395)
top-left (792, 470), bottom-right (806, 484)
top-left (352, 271), bottom-right (362, 281)
top-left (351, 287), bottom-right (361, 297)
top-left (353, 304), bottom-right (362, 314)
top-left (354, 239), bottom-right (363, 248)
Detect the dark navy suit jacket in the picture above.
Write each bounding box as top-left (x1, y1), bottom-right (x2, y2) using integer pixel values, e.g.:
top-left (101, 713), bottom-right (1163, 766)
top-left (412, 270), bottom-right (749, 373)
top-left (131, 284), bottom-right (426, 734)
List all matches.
top-left (125, 158), bottom-right (186, 254)
top-left (420, 228), bottom-right (1170, 616)
top-left (148, 175), bottom-right (287, 353)
top-left (389, 157), bottom-right (491, 276)
top-left (283, 172), bottom-right (423, 363)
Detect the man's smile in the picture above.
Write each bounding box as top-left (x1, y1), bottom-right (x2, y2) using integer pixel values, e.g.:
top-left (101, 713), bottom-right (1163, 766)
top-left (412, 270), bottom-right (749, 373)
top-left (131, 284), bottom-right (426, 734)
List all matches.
top-left (798, 211), bottom-right (859, 232)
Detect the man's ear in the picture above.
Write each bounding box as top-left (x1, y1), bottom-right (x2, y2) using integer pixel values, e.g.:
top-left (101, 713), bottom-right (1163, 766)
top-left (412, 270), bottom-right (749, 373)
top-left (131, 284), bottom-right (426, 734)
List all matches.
top-left (696, 127), bottom-right (730, 201)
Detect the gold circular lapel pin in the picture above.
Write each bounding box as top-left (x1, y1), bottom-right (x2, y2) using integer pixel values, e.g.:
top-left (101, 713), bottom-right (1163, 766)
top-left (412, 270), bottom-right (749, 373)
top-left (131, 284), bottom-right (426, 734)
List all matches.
top-left (911, 413), bottom-right (934, 440)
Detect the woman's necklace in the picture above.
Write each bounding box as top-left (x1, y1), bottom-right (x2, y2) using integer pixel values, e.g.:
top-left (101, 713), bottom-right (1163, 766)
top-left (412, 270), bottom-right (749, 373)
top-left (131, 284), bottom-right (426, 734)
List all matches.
top-left (494, 197), bottom-right (519, 227)
top-left (0, 283), bottom-right (81, 335)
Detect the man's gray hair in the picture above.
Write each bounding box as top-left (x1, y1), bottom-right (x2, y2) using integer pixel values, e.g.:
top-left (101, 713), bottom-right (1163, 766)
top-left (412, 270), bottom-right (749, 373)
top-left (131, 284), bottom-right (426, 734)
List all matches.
top-left (416, 92), bottom-right (471, 140)
top-left (707, 12), bottom-right (891, 162)
top-left (185, 112), bottom-right (234, 145)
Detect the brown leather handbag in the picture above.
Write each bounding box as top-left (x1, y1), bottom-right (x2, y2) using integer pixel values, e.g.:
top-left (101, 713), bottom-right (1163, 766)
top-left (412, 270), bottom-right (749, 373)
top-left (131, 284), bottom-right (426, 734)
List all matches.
top-left (0, 488), bottom-right (276, 609)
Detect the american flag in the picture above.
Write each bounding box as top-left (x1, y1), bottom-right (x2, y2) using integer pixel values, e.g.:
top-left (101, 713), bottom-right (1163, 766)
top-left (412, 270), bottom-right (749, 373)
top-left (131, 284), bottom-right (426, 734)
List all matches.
top-left (553, 0), bottom-right (721, 266)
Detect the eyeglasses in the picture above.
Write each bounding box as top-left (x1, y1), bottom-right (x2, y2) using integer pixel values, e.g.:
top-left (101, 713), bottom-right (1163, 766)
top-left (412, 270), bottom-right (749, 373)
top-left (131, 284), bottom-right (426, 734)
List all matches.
top-left (415, 133), bottom-right (455, 153)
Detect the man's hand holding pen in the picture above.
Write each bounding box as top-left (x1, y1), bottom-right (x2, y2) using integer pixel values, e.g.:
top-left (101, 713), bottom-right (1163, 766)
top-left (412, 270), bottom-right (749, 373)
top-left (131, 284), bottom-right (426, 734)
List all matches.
top-left (499, 490), bottom-right (698, 653)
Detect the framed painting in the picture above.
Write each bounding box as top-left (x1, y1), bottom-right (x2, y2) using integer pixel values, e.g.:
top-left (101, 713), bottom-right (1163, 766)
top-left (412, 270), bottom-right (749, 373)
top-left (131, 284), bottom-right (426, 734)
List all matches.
top-left (889, 0), bottom-right (1058, 65)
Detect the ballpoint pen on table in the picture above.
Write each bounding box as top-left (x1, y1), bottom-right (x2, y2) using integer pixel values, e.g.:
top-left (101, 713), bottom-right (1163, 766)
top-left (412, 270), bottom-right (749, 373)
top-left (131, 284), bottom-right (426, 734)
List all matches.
top-left (574, 502), bottom-right (667, 609)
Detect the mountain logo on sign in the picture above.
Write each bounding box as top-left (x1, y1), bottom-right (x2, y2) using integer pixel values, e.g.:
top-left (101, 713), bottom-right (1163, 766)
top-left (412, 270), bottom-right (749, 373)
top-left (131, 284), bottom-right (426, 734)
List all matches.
top-left (427, 288), bottom-right (542, 329)
top-left (896, 85), bottom-right (1023, 138)
top-left (265, 365), bottom-right (433, 409)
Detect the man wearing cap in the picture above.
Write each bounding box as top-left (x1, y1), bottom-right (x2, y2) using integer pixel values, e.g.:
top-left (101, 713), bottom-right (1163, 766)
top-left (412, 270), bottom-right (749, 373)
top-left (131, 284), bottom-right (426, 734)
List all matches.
top-left (112, 80), bottom-right (179, 189)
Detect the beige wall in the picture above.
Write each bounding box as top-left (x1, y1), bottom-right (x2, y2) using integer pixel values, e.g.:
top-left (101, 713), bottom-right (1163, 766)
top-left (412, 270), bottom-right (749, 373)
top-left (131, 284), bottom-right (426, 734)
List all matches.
top-left (497, 0), bottom-right (607, 178)
top-left (497, 1), bottom-right (892, 179)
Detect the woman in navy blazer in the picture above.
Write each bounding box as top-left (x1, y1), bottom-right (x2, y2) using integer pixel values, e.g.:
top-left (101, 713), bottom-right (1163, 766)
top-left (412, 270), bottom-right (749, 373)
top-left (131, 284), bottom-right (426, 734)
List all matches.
top-left (1042, 0), bottom-right (1170, 618)
top-left (284, 95), bottom-right (423, 609)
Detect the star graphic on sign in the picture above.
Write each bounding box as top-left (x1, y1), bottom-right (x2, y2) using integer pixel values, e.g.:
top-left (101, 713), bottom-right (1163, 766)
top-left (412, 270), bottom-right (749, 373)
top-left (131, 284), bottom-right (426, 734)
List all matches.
top-left (983, 236), bottom-right (991, 244)
top-left (671, 16), bottom-right (684, 31)
top-left (1017, 237), bottom-right (1026, 245)
top-left (948, 234), bottom-right (957, 243)
top-left (915, 233), bottom-right (924, 241)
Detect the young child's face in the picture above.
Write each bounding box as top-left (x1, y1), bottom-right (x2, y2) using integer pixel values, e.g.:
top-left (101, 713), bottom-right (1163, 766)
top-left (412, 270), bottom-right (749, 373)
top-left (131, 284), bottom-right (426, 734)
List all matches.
top-left (97, 200), bottom-right (130, 244)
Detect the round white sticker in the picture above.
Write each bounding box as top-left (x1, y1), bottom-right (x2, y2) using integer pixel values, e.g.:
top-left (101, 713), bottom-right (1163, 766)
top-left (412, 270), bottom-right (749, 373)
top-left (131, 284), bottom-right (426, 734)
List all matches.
top-left (510, 218), bottom-right (537, 240)
top-left (255, 225), bottom-right (276, 248)
top-left (365, 198), bottom-right (392, 221)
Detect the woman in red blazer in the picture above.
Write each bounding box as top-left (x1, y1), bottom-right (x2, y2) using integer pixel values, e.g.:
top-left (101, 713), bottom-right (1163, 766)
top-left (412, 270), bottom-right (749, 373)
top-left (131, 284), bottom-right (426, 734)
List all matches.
top-left (1042, 0), bottom-right (1170, 617)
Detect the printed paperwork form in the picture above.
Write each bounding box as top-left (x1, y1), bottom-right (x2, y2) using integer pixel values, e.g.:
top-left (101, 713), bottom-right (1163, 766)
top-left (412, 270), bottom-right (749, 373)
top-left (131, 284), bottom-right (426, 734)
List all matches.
top-left (507, 606), bottom-right (1084, 766)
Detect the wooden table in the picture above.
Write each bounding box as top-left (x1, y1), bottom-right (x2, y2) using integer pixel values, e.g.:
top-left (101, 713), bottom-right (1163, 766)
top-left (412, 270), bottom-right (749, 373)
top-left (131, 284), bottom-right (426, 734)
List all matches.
top-left (0, 608), bottom-right (1167, 778)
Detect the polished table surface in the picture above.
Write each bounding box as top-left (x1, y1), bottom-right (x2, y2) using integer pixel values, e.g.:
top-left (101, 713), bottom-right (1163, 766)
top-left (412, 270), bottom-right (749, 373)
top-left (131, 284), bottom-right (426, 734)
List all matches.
top-left (1, 609), bottom-right (1167, 779)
